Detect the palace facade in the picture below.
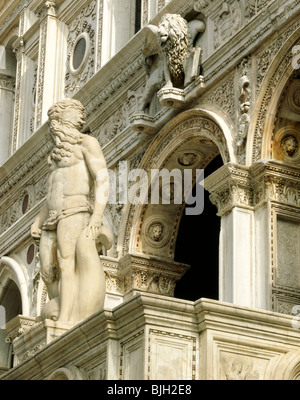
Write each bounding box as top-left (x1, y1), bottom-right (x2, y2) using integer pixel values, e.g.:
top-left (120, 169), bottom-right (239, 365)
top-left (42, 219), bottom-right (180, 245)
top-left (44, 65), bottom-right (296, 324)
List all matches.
top-left (0, 0), bottom-right (300, 380)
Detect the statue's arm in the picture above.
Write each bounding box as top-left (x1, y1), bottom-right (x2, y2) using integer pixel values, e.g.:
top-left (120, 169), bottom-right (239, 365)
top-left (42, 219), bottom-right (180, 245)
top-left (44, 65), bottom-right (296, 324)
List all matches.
top-left (31, 202), bottom-right (49, 239)
top-left (82, 136), bottom-right (109, 239)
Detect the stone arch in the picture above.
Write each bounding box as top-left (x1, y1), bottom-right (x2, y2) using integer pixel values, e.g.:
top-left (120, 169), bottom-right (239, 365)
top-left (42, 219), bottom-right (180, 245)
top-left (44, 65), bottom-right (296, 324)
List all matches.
top-left (247, 26), bottom-right (300, 165)
top-left (0, 256), bottom-right (30, 318)
top-left (121, 108), bottom-right (232, 260)
top-left (48, 366), bottom-right (83, 380)
top-left (265, 351), bottom-right (300, 380)
top-left (2, 27), bottom-right (18, 49)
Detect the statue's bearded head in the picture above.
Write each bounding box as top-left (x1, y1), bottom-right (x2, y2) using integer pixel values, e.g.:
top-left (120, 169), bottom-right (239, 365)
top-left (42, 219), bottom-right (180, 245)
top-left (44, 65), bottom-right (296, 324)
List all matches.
top-left (48, 98), bottom-right (86, 144)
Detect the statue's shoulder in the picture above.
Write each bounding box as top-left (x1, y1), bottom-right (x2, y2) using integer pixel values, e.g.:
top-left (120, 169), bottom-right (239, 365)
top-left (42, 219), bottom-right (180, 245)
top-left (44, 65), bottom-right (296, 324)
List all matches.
top-left (81, 133), bottom-right (100, 147)
top-left (81, 134), bottom-right (103, 156)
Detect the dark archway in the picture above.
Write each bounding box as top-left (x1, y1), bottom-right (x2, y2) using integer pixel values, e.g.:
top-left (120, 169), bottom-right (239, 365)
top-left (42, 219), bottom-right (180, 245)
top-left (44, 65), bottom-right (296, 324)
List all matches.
top-left (174, 154), bottom-right (223, 301)
top-left (0, 279), bottom-right (22, 370)
top-left (0, 279), bottom-right (22, 324)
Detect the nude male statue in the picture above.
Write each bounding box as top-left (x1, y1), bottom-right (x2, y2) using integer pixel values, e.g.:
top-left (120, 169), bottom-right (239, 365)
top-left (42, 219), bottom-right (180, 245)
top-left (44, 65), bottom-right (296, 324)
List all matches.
top-left (31, 98), bottom-right (112, 323)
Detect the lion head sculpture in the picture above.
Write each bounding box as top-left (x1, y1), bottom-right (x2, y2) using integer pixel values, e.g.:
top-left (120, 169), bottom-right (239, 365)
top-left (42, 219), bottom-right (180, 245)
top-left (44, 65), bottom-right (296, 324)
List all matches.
top-left (157, 13), bottom-right (192, 88)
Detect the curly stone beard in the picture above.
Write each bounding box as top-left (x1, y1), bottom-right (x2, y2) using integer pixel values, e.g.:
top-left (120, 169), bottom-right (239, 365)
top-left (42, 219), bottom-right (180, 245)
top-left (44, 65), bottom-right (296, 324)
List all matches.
top-left (49, 119), bottom-right (83, 163)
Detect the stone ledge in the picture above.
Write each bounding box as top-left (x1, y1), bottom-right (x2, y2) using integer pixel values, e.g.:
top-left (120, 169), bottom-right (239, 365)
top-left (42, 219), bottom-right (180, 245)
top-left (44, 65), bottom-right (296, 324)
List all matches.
top-left (2, 295), bottom-right (300, 380)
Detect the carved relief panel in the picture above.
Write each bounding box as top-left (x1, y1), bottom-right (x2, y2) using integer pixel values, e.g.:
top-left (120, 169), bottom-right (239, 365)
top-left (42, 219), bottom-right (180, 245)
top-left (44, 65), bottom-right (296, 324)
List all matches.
top-left (272, 208), bottom-right (300, 315)
top-left (147, 329), bottom-right (197, 380)
top-left (213, 1), bottom-right (244, 50)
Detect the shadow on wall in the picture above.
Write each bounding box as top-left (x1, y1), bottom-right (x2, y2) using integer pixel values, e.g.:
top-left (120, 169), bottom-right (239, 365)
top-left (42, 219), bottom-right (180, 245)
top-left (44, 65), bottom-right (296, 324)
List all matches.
top-left (174, 155), bottom-right (223, 302)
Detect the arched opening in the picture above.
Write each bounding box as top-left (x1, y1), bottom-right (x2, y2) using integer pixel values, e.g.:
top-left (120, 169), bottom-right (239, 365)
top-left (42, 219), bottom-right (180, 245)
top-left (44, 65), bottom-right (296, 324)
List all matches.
top-left (0, 279), bottom-right (22, 323)
top-left (174, 154), bottom-right (223, 301)
top-left (0, 279), bottom-right (22, 372)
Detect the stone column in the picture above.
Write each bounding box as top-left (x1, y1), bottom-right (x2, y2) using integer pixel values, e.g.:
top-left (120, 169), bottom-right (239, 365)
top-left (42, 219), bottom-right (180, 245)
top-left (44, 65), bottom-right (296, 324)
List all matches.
top-left (206, 161), bottom-right (300, 313)
top-left (251, 161), bottom-right (300, 315)
top-left (205, 163), bottom-right (256, 308)
top-left (35, 1), bottom-right (68, 129)
top-left (0, 74), bottom-right (15, 165)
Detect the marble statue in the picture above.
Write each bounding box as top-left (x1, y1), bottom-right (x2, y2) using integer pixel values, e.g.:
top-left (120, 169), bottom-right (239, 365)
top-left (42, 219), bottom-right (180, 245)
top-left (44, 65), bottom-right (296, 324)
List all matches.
top-left (237, 74), bottom-right (251, 155)
top-left (31, 98), bottom-right (113, 323)
top-left (140, 13), bottom-right (206, 111)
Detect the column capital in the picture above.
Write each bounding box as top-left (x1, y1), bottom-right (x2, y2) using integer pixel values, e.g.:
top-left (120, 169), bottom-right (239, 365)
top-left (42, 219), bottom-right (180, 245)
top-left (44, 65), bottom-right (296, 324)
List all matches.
top-left (205, 163), bottom-right (253, 216)
top-left (205, 161), bottom-right (300, 216)
top-left (119, 254), bottom-right (190, 298)
top-left (250, 161), bottom-right (300, 208)
top-left (0, 73), bottom-right (15, 91)
top-left (37, 1), bottom-right (57, 20)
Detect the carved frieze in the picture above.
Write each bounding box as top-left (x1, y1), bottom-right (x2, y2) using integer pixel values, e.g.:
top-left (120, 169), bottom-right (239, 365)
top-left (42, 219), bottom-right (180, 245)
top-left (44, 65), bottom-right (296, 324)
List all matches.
top-left (201, 74), bottom-right (235, 122)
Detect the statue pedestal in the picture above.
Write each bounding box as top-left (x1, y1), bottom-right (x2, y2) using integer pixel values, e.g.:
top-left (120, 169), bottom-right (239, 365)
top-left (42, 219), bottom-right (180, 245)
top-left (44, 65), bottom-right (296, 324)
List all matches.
top-left (11, 319), bottom-right (75, 366)
top-left (3, 295), bottom-right (300, 380)
top-left (129, 113), bottom-right (159, 134)
top-left (158, 87), bottom-right (185, 108)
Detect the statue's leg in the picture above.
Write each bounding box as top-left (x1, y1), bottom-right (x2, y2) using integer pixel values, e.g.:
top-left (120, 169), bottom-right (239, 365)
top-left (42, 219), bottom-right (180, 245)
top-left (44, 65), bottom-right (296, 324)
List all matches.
top-left (56, 213), bottom-right (89, 322)
top-left (39, 230), bottom-right (59, 300)
top-left (75, 225), bottom-right (106, 321)
top-left (163, 60), bottom-right (173, 88)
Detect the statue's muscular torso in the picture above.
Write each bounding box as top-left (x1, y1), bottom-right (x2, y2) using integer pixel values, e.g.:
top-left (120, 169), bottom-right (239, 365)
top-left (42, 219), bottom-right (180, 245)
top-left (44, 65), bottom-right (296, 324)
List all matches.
top-left (46, 135), bottom-right (93, 215)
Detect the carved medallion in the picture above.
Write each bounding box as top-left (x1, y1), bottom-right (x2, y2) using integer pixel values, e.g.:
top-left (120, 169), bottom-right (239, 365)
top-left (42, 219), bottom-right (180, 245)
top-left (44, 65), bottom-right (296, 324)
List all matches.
top-left (273, 126), bottom-right (300, 164)
top-left (144, 217), bottom-right (170, 248)
top-left (281, 136), bottom-right (298, 158)
top-left (178, 152), bottom-right (199, 166)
